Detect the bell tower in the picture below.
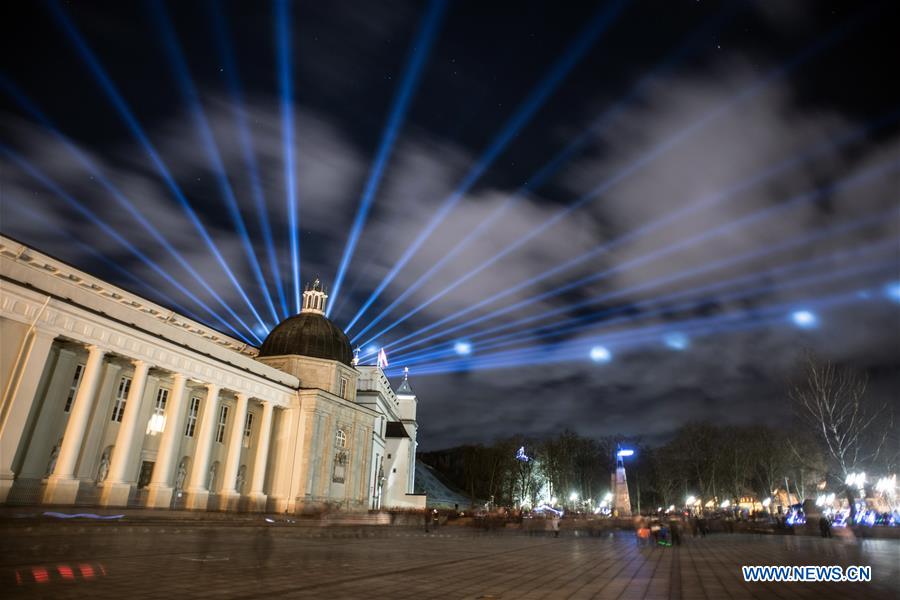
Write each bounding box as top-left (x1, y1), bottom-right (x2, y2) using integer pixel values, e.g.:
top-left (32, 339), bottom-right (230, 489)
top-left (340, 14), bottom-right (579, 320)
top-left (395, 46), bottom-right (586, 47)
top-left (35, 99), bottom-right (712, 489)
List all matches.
top-left (301, 278), bottom-right (328, 315)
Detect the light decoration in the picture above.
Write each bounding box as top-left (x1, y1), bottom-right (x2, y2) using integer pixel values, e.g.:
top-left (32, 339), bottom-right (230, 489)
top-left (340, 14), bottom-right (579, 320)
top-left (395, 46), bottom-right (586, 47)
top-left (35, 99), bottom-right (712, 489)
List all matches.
top-left (720, 499), bottom-right (731, 508)
top-left (786, 507), bottom-right (805, 526)
top-left (815, 493), bottom-right (836, 507)
top-left (569, 492), bottom-right (579, 502)
top-left (845, 472), bottom-right (866, 491)
top-left (535, 504), bottom-right (563, 516)
top-left (515, 446), bottom-right (531, 462)
top-left (875, 475), bottom-right (896, 497)
top-left (589, 345), bottom-right (612, 363)
top-left (616, 449), bottom-right (634, 458)
top-left (550, 497), bottom-right (558, 506)
top-left (761, 497), bottom-right (771, 508)
top-left (685, 495), bottom-right (696, 506)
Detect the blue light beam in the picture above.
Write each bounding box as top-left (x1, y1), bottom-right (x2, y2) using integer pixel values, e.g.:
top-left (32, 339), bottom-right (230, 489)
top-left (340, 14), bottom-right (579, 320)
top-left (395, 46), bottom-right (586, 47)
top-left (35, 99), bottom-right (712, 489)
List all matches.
top-left (1, 146), bottom-right (260, 344)
top-left (355, 18), bottom-right (882, 347)
top-left (327, 0), bottom-right (447, 317)
top-left (344, 0), bottom-right (630, 332)
top-left (0, 76), bottom-right (264, 342)
top-left (47, 0), bottom-right (269, 334)
top-left (349, 5), bottom-right (742, 342)
top-left (275, 0), bottom-right (301, 313)
top-left (392, 290), bottom-right (870, 377)
top-left (393, 246), bottom-right (896, 367)
top-left (380, 157), bottom-right (899, 356)
top-left (210, 1), bottom-right (290, 320)
top-left (149, 1), bottom-right (279, 327)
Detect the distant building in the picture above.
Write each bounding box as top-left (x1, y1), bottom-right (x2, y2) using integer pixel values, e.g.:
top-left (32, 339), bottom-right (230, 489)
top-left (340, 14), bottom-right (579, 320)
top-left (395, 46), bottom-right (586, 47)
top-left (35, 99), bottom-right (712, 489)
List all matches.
top-left (0, 235), bottom-right (424, 512)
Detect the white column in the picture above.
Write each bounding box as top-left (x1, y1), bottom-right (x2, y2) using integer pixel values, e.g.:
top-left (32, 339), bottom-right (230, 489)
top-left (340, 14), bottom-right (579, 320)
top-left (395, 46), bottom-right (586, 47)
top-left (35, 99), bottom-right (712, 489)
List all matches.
top-left (43, 345), bottom-right (106, 505)
top-left (149, 375), bottom-right (188, 487)
top-left (145, 374), bottom-right (188, 509)
top-left (220, 392), bottom-right (248, 500)
top-left (185, 384), bottom-right (219, 509)
top-left (106, 360), bottom-right (150, 483)
top-left (249, 401), bottom-right (274, 506)
top-left (100, 360), bottom-right (150, 506)
top-left (0, 328), bottom-right (55, 502)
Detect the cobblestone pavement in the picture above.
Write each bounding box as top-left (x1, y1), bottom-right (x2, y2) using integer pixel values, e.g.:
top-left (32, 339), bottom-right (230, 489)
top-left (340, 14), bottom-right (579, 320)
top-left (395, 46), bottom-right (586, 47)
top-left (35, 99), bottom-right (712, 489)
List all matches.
top-left (2, 521), bottom-right (898, 599)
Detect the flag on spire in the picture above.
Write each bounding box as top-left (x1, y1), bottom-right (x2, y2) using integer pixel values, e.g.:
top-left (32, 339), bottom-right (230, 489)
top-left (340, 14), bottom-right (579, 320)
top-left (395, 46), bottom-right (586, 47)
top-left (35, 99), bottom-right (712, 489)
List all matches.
top-left (377, 347), bottom-right (389, 368)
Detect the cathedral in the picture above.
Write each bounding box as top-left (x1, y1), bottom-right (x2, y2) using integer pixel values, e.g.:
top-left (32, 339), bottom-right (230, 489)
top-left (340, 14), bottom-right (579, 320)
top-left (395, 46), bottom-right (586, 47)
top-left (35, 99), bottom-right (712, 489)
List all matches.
top-left (0, 234), bottom-right (425, 513)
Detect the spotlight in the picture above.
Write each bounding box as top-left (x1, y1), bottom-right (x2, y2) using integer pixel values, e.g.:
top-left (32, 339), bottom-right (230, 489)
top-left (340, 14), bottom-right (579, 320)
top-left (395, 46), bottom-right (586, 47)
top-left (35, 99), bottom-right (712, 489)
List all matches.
top-left (589, 345), bottom-right (612, 363)
top-left (663, 332), bottom-right (689, 350)
top-left (885, 281), bottom-right (900, 303)
top-left (454, 341), bottom-right (472, 356)
top-left (791, 310), bottom-right (818, 328)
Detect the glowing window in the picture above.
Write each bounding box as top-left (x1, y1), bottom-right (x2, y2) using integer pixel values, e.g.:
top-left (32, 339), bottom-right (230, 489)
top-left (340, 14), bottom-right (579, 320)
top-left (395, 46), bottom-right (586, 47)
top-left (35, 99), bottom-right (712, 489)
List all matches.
top-left (335, 429), bottom-right (347, 449)
top-left (147, 387), bottom-right (169, 434)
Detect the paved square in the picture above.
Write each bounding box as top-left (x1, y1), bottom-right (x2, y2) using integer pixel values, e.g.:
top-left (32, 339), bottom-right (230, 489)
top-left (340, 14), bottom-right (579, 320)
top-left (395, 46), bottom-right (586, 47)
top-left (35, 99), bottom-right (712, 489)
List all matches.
top-left (2, 521), bottom-right (898, 599)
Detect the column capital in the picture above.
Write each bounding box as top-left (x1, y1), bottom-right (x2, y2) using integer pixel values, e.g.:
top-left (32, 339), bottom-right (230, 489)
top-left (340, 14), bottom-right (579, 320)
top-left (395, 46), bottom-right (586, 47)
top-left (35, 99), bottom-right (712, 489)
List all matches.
top-left (32, 327), bottom-right (57, 342)
top-left (84, 344), bottom-right (107, 356)
top-left (130, 358), bottom-right (151, 370)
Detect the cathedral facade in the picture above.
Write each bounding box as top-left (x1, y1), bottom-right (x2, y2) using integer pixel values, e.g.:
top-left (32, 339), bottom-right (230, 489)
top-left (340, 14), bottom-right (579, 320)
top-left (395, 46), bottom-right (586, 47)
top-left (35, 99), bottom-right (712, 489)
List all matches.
top-left (0, 235), bottom-right (425, 513)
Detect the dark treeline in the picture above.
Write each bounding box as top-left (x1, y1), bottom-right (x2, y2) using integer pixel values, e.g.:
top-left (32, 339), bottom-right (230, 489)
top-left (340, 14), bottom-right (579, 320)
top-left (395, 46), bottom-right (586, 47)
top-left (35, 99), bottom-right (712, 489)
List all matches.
top-left (419, 424), bottom-right (825, 510)
top-left (420, 431), bottom-right (618, 508)
top-left (419, 358), bottom-right (897, 512)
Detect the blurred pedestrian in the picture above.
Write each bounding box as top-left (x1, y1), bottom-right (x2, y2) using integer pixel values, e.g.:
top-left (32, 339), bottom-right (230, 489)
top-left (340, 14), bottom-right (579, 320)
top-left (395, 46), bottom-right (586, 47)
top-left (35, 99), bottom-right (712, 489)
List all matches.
top-left (670, 519), bottom-right (682, 546)
top-left (819, 516), bottom-right (832, 538)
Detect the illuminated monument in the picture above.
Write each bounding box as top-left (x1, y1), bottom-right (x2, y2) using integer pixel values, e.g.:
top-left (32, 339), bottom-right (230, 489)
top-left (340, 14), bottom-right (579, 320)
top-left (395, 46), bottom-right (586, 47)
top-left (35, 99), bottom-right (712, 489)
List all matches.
top-left (612, 447), bottom-right (632, 517)
top-left (0, 236), bottom-right (424, 512)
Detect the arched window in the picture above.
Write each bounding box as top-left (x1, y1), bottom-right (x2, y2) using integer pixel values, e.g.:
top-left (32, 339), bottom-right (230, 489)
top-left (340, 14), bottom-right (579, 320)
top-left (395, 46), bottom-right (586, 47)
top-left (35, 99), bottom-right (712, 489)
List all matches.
top-left (335, 429), bottom-right (347, 449)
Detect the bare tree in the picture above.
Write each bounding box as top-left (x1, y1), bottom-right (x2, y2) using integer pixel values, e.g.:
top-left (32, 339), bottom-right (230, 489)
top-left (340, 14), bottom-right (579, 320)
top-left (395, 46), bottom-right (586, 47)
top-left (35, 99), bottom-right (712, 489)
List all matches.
top-left (789, 355), bottom-right (894, 484)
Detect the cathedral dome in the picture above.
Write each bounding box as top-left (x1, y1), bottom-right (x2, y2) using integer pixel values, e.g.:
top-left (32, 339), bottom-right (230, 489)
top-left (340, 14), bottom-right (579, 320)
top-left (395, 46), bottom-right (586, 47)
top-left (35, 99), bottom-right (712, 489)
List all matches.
top-left (257, 279), bottom-right (354, 366)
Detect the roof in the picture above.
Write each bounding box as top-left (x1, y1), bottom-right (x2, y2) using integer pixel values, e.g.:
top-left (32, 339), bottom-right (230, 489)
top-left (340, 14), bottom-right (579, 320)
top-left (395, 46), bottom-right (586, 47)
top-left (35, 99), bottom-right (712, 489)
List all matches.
top-left (258, 312), bottom-right (354, 366)
top-left (385, 421), bottom-right (410, 438)
top-left (396, 376), bottom-right (414, 396)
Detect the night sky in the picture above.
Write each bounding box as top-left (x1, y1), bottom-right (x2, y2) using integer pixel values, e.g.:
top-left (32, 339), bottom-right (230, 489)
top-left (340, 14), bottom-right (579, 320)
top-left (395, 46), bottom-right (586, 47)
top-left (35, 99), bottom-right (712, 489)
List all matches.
top-left (2, 1), bottom-right (898, 450)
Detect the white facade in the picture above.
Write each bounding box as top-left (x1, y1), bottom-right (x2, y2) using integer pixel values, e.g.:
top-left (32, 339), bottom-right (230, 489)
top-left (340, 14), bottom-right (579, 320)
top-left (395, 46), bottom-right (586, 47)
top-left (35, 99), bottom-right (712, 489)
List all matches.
top-left (356, 366), bottom-right (424, 509)
top-left (0, 236), bottom-right (424, 512)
